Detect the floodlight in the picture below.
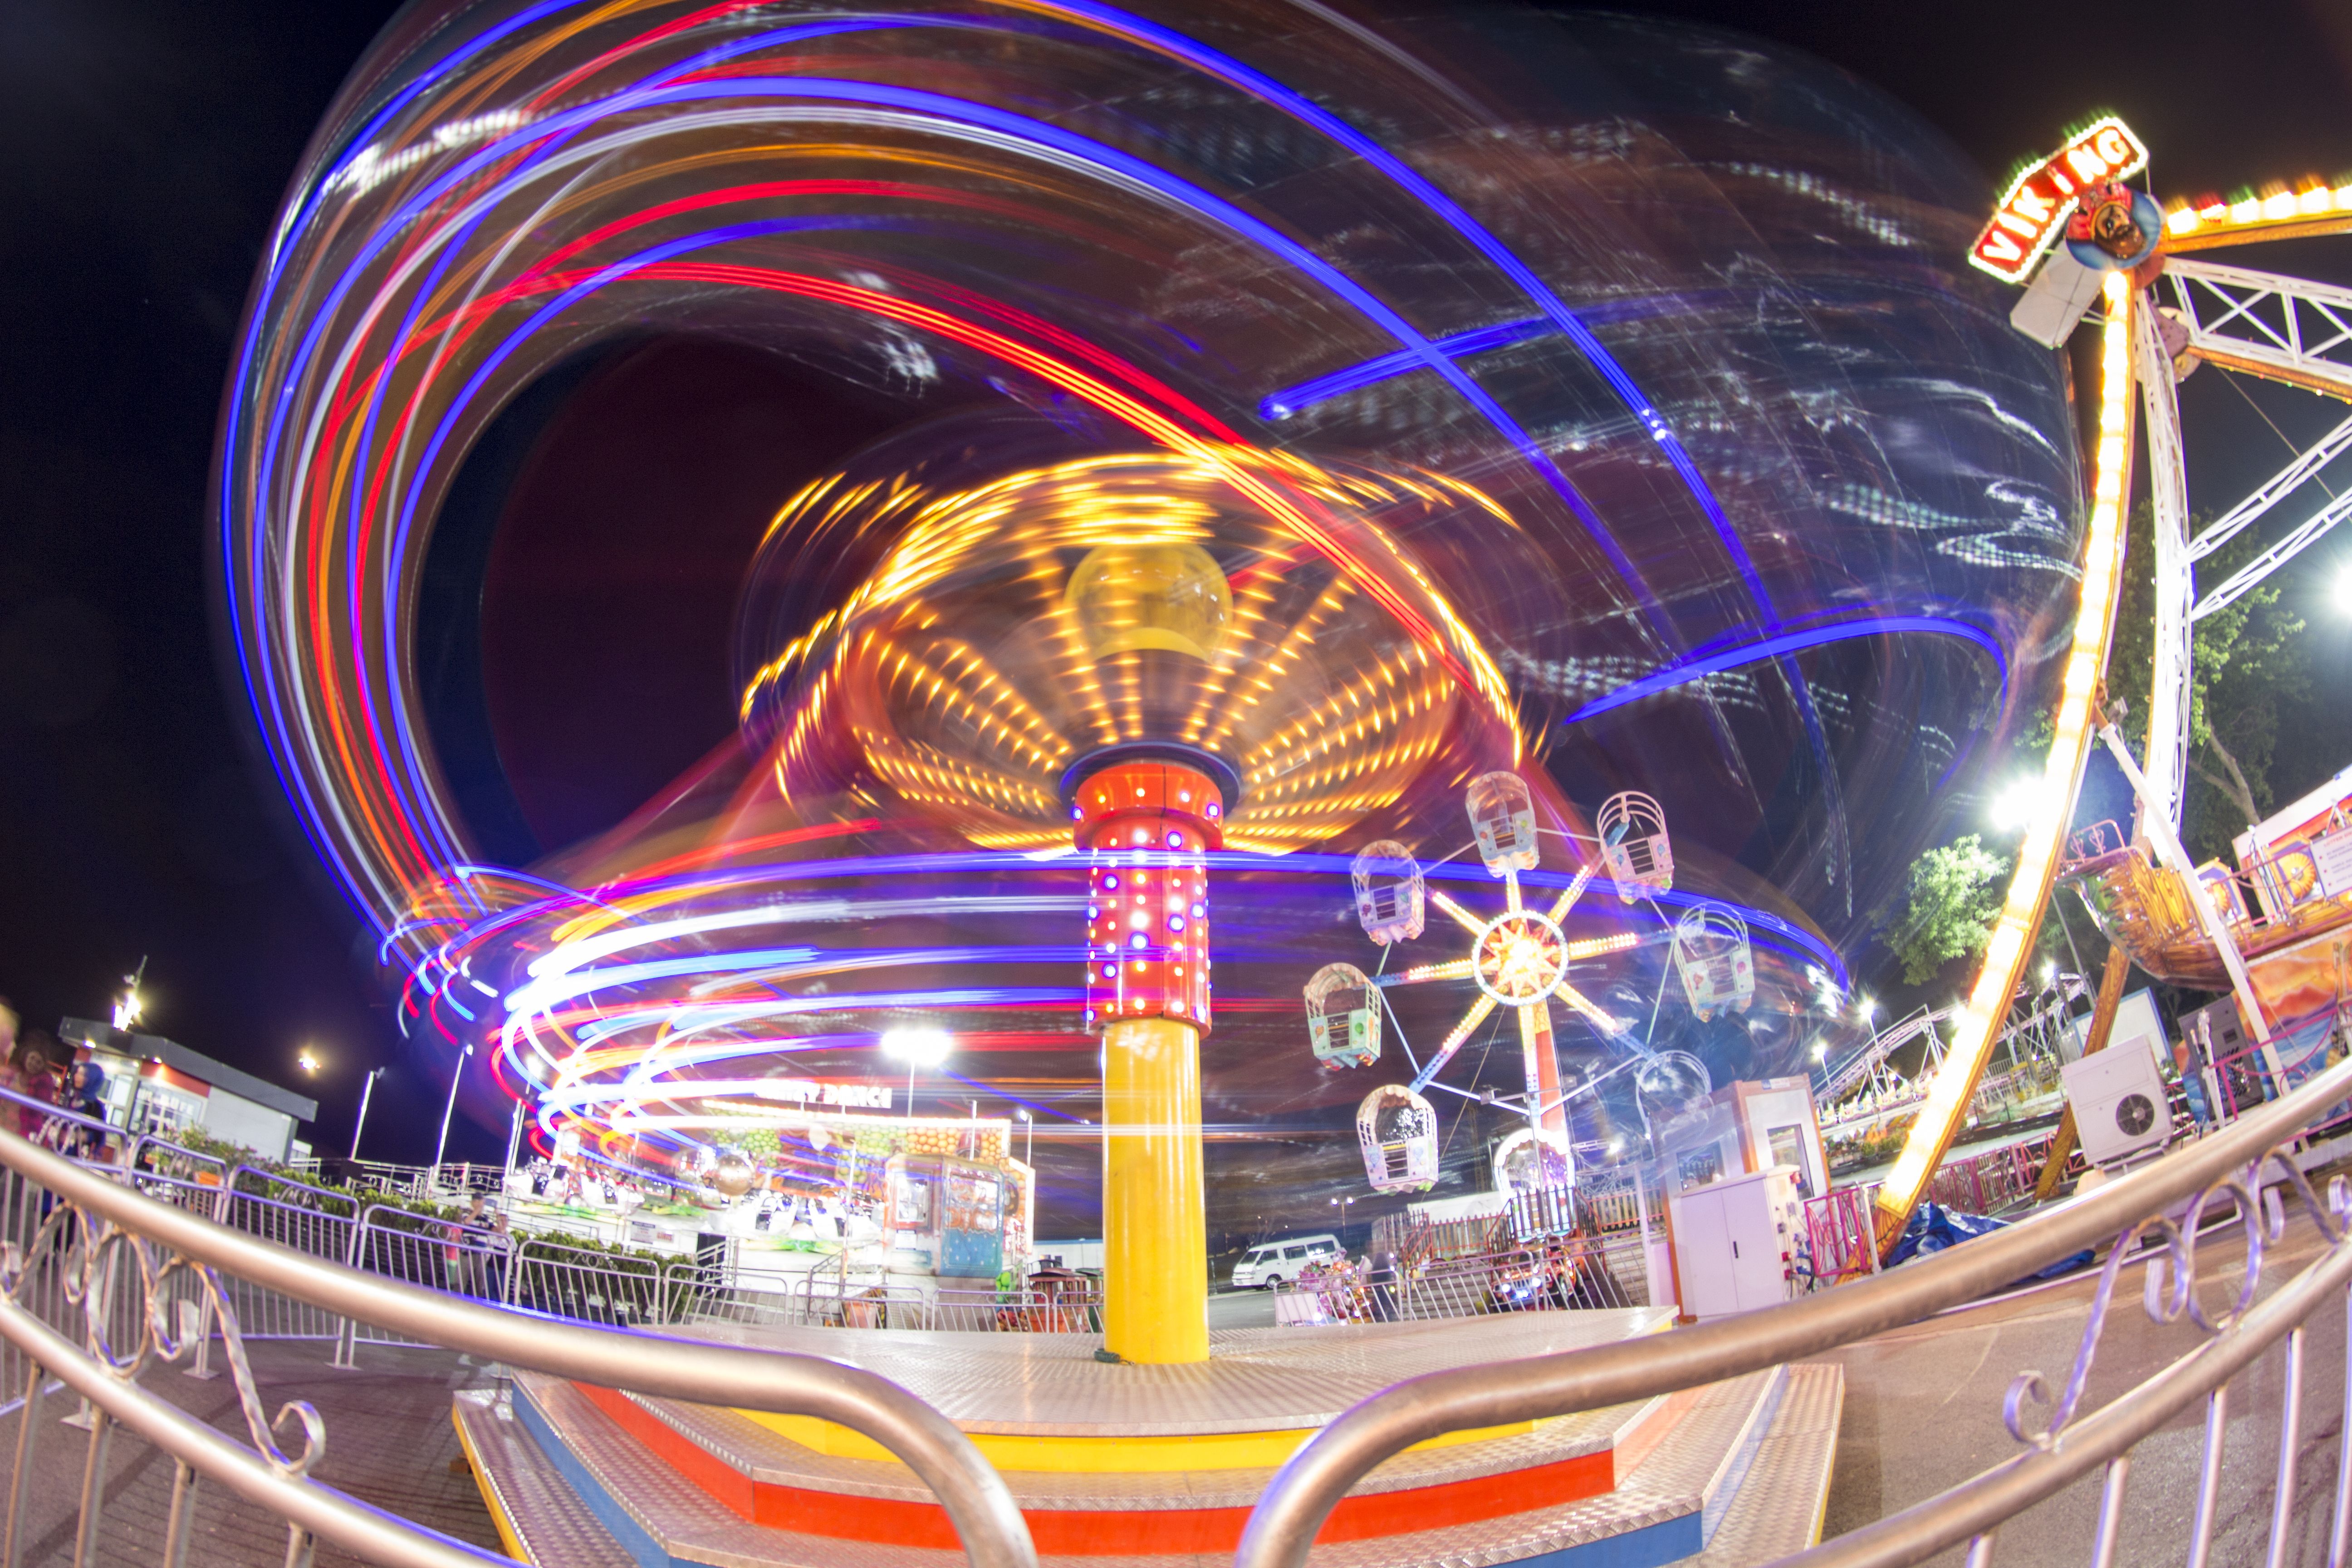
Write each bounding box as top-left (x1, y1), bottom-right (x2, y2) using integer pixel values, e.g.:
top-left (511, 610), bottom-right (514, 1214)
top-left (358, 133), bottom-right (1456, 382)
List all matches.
top-left (880, 1027), bottom-right (952, 1068)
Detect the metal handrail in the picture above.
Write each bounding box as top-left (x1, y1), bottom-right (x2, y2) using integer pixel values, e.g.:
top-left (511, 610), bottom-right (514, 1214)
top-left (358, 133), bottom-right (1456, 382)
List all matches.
top-left (0, 1129), bottom-right (1039, 1568)
top-left (0, 1296), bottom-right (506, 1568)
top-left (1784, 1230), bottom-right (2352, 1567)
top-left (1232, 1051), bottom-right (2352, 1568)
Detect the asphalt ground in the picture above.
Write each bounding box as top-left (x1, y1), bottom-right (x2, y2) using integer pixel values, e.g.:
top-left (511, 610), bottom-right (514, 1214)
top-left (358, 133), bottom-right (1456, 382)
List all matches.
top-left (1209, 1285), bottom-right (1281, 1331)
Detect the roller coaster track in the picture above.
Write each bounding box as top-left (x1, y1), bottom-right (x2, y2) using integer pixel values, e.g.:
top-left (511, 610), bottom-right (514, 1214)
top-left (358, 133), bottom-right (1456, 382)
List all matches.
top-left (1815, 973), bottom-right (2092, 1110)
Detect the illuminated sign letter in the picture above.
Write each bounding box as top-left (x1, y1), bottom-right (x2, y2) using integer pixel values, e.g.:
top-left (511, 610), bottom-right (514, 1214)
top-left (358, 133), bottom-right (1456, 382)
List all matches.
top-left (1969, 116), bottom-right (2150, 284)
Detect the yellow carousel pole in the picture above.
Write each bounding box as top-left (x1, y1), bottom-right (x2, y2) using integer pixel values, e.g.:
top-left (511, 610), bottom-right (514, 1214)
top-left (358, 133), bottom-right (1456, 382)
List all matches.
top-left (1074, 753), bottom-right (1222, 1364)
top-left (1102, 1018), bottom-right (1208, 1363)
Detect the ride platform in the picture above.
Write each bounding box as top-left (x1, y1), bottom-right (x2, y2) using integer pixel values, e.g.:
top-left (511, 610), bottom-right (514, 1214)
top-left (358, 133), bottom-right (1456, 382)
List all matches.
top-left (452, 1313), bottom-right (1840, 1568)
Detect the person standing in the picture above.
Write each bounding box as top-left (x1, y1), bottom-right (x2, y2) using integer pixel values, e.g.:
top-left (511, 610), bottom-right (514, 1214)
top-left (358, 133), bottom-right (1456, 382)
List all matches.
top-left (65, 1062), bottom-right (109, 1159)
top-left (0, 1029), bottom-right (63, 1144)
top-left (448, 1192), bottom-right (506, 1298)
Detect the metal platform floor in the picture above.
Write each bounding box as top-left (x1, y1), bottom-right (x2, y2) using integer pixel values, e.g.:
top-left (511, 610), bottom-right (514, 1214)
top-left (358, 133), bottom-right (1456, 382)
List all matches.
top-left (456, 1362), bottom-right (1842, 1568)
top-left (674, 1309), bottom-right (1677, 1436)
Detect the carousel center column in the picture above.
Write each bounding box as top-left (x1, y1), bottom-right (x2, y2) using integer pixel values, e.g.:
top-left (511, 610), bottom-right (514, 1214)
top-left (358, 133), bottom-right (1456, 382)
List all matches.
top-left (1074, 753), bottom-right (1222, 1365)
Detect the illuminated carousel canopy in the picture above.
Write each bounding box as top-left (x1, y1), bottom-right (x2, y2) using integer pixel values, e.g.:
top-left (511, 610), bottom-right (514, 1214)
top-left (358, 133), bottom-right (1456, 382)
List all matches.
top-left (216, 0), bottom-right (2086, 1228)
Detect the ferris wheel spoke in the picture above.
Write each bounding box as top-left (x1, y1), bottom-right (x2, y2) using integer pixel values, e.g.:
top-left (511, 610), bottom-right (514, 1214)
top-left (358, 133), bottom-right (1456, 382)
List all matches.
top-left (1545, 858), bottom-right (1600, 924)
top-left (1428, 888), bottom-right (1487, 936)
top-left (1503, 867), bottom-right (1523, 914)
top-left (1563, 931), bottom-right (1640, 960)
top-left (1379, 957), bottom-right (1476, 986)
top-left (1414, 995), bottom-right (1499, 1083)
top-left (1554, 981), bottom-right (1627, 1036)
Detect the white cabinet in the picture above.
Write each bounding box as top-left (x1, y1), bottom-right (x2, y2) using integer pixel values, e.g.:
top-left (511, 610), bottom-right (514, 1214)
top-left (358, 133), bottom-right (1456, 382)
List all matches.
top-left (1668, 1166), bottom-right (1804, 1321)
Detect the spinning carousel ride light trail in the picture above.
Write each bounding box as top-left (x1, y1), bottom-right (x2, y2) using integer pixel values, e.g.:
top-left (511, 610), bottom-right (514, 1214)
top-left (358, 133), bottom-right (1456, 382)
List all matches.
top-left (218, 0), bottom-right (2094, 1318)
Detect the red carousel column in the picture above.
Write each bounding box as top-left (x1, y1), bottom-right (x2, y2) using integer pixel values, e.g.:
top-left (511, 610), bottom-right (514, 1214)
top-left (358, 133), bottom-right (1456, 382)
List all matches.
top-left (1074, 757), bottom-right (1220, 1364)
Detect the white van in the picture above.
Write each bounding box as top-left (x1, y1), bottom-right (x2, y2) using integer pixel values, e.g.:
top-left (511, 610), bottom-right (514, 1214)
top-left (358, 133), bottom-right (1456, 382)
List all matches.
top-left (1230, 1234), bottom-right (1343, 1290)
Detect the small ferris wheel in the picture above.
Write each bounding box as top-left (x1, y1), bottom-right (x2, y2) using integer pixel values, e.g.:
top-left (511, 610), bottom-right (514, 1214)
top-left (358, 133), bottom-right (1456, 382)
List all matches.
top-left (1308, 771), bottom-right (1672, 1193)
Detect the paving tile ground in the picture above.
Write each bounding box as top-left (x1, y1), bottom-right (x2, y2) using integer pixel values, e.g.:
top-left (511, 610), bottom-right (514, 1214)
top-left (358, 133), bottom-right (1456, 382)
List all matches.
top-left (1821, 1203), bottom-right (2349, 1568)
top-left (0, 1338), bottom-right (505, 1566)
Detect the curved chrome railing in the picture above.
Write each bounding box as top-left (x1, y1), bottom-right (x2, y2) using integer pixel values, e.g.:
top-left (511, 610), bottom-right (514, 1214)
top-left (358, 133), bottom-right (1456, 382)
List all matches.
top-left (0, 1127), bottom-right (1039, 1568)
top-left (1235, 1051), bottom-right (2352, 1568)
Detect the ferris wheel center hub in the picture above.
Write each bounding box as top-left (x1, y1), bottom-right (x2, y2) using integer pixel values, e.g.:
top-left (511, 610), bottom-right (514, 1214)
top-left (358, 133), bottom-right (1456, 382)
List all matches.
top-left (1473, 911), bottom-right (1570, 1004)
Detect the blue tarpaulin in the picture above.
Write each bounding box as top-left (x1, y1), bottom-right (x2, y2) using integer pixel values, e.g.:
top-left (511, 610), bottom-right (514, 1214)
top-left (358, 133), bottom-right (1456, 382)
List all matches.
top-left (1887, 1200), bottom-right (2093, 1282)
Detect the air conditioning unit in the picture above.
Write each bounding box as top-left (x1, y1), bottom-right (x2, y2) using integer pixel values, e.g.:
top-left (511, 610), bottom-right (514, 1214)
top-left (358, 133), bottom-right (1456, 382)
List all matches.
top-left (2060, 1043), bottom-right (2173, 1168)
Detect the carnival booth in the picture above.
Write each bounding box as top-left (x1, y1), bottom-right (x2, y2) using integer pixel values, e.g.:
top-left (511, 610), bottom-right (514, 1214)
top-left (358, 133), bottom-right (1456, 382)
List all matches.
top-left (885, 1152), bottom-right (1013, 1283)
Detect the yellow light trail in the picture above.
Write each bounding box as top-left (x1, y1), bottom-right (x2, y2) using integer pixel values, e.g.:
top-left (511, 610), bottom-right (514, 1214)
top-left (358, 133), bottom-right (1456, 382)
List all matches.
top-left (1872, 270), bottom-right (2139, 1254)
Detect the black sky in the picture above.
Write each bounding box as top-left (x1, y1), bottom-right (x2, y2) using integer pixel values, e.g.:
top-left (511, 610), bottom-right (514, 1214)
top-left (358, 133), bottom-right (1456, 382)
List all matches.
top-left (1, 0), bottom-right (2347, 1163)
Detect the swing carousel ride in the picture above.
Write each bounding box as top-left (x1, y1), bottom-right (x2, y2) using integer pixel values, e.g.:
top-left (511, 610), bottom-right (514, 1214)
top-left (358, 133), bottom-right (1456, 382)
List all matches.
top-left (216, 0), bottom-right (2093, 1288)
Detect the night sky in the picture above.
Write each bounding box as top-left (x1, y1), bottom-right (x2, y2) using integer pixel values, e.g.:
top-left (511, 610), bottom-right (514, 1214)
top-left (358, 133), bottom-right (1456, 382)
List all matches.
top-left (2, 0), bottom-right (2347, 1167)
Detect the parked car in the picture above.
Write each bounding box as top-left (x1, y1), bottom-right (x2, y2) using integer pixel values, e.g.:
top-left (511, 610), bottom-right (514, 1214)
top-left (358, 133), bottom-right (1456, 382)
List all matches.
top-left (1230, 1234), bottom-right (1343, 1290)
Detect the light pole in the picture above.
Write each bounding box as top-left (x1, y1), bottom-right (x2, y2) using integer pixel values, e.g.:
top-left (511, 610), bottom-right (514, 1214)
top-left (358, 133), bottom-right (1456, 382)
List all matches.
top-left (880, 1028), bottom-right (951, 1125)
top-left (1016, 1106), bottom-right (1033, 1166)
top-left (349, 1067), bottom-right (385, 1159)
top-left (502, 1096), bottom-right (525, 1178)
top-left (112, 956), bottom-right (148, 1032)
top-left (432, 1044), bottom-right (474, 1189)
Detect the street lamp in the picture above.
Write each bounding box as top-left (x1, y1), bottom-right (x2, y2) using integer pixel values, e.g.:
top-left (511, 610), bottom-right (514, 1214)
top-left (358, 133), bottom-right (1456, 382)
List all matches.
top-left (1016, 1106), bottom-right (1034, 1165)
top-left (881, 1028), bottom-right (951, 1121)
top-left (1989, 778), bottom-right (2037, 832)
top-left (432, 1044), bottom-right (474, 1189)
top-left (112, 957), bottom-right (147, 1032)
top-left (297, 1048), bottom-right (322, 1075)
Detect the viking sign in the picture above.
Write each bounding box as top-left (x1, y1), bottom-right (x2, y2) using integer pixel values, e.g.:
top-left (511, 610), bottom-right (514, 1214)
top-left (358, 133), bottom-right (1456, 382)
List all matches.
top-left (1970, 117), bottom-right (2151, 283)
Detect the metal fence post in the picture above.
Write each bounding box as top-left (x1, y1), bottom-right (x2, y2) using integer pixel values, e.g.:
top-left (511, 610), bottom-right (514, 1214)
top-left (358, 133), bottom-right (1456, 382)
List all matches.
top-left (3, 1357), bottom-right (48, 1568)
top-left (185, 1181), bottom-right (233, 1382)
top-left (330, 1209), bottom-right (368, 1370)
top-left (69, 1406), bottom-right (113, 1568)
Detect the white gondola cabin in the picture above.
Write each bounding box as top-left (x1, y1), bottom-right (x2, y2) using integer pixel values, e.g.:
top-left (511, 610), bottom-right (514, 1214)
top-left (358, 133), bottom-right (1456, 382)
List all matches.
top-left (1490, 1126), bottom-right (1573, 1196)
top-left (1671, 904), bottom-right (1753, 1020)
top-left (1466, 771), bottom-right (1539, 874)
top-left (1304, 963), bottom-right (1382, 1069)
top-left (1357, 1084), bottom-right (1439, 1192)
top-left (1597, 790), bottom-right (1673, 901)
top-left (1350, 840), bottom-right (1426, 944)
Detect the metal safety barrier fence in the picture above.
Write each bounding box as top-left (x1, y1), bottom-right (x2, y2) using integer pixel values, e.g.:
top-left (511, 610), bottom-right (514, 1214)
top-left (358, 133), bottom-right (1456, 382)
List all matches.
top-left (1236, 1050), bottom-right (2352, 1568)
top-left (1280, 1233), bottom-right (1649, 1326)
top-left (1922, 1132), bottom-right (2056, 1216)
top-left (0, 1121), bottom-right (1039, 1568)
top-left (675, 1270), bottom-right (1105, 1333)
top-left (1802, 1182), bottom-right (1882, 1287)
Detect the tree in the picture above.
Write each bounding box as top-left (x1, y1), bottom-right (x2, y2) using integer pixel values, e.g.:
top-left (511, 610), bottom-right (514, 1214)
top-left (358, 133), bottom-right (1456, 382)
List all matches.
top-left (1889, 835), bottom-right (2009, 986)
top-left (2105, 503), bottom-right (2313, 861)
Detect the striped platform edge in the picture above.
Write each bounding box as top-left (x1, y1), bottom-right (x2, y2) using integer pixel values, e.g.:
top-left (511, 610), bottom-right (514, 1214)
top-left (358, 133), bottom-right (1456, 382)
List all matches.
top-left (452, 1362), bottom-right (1842, 1568)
